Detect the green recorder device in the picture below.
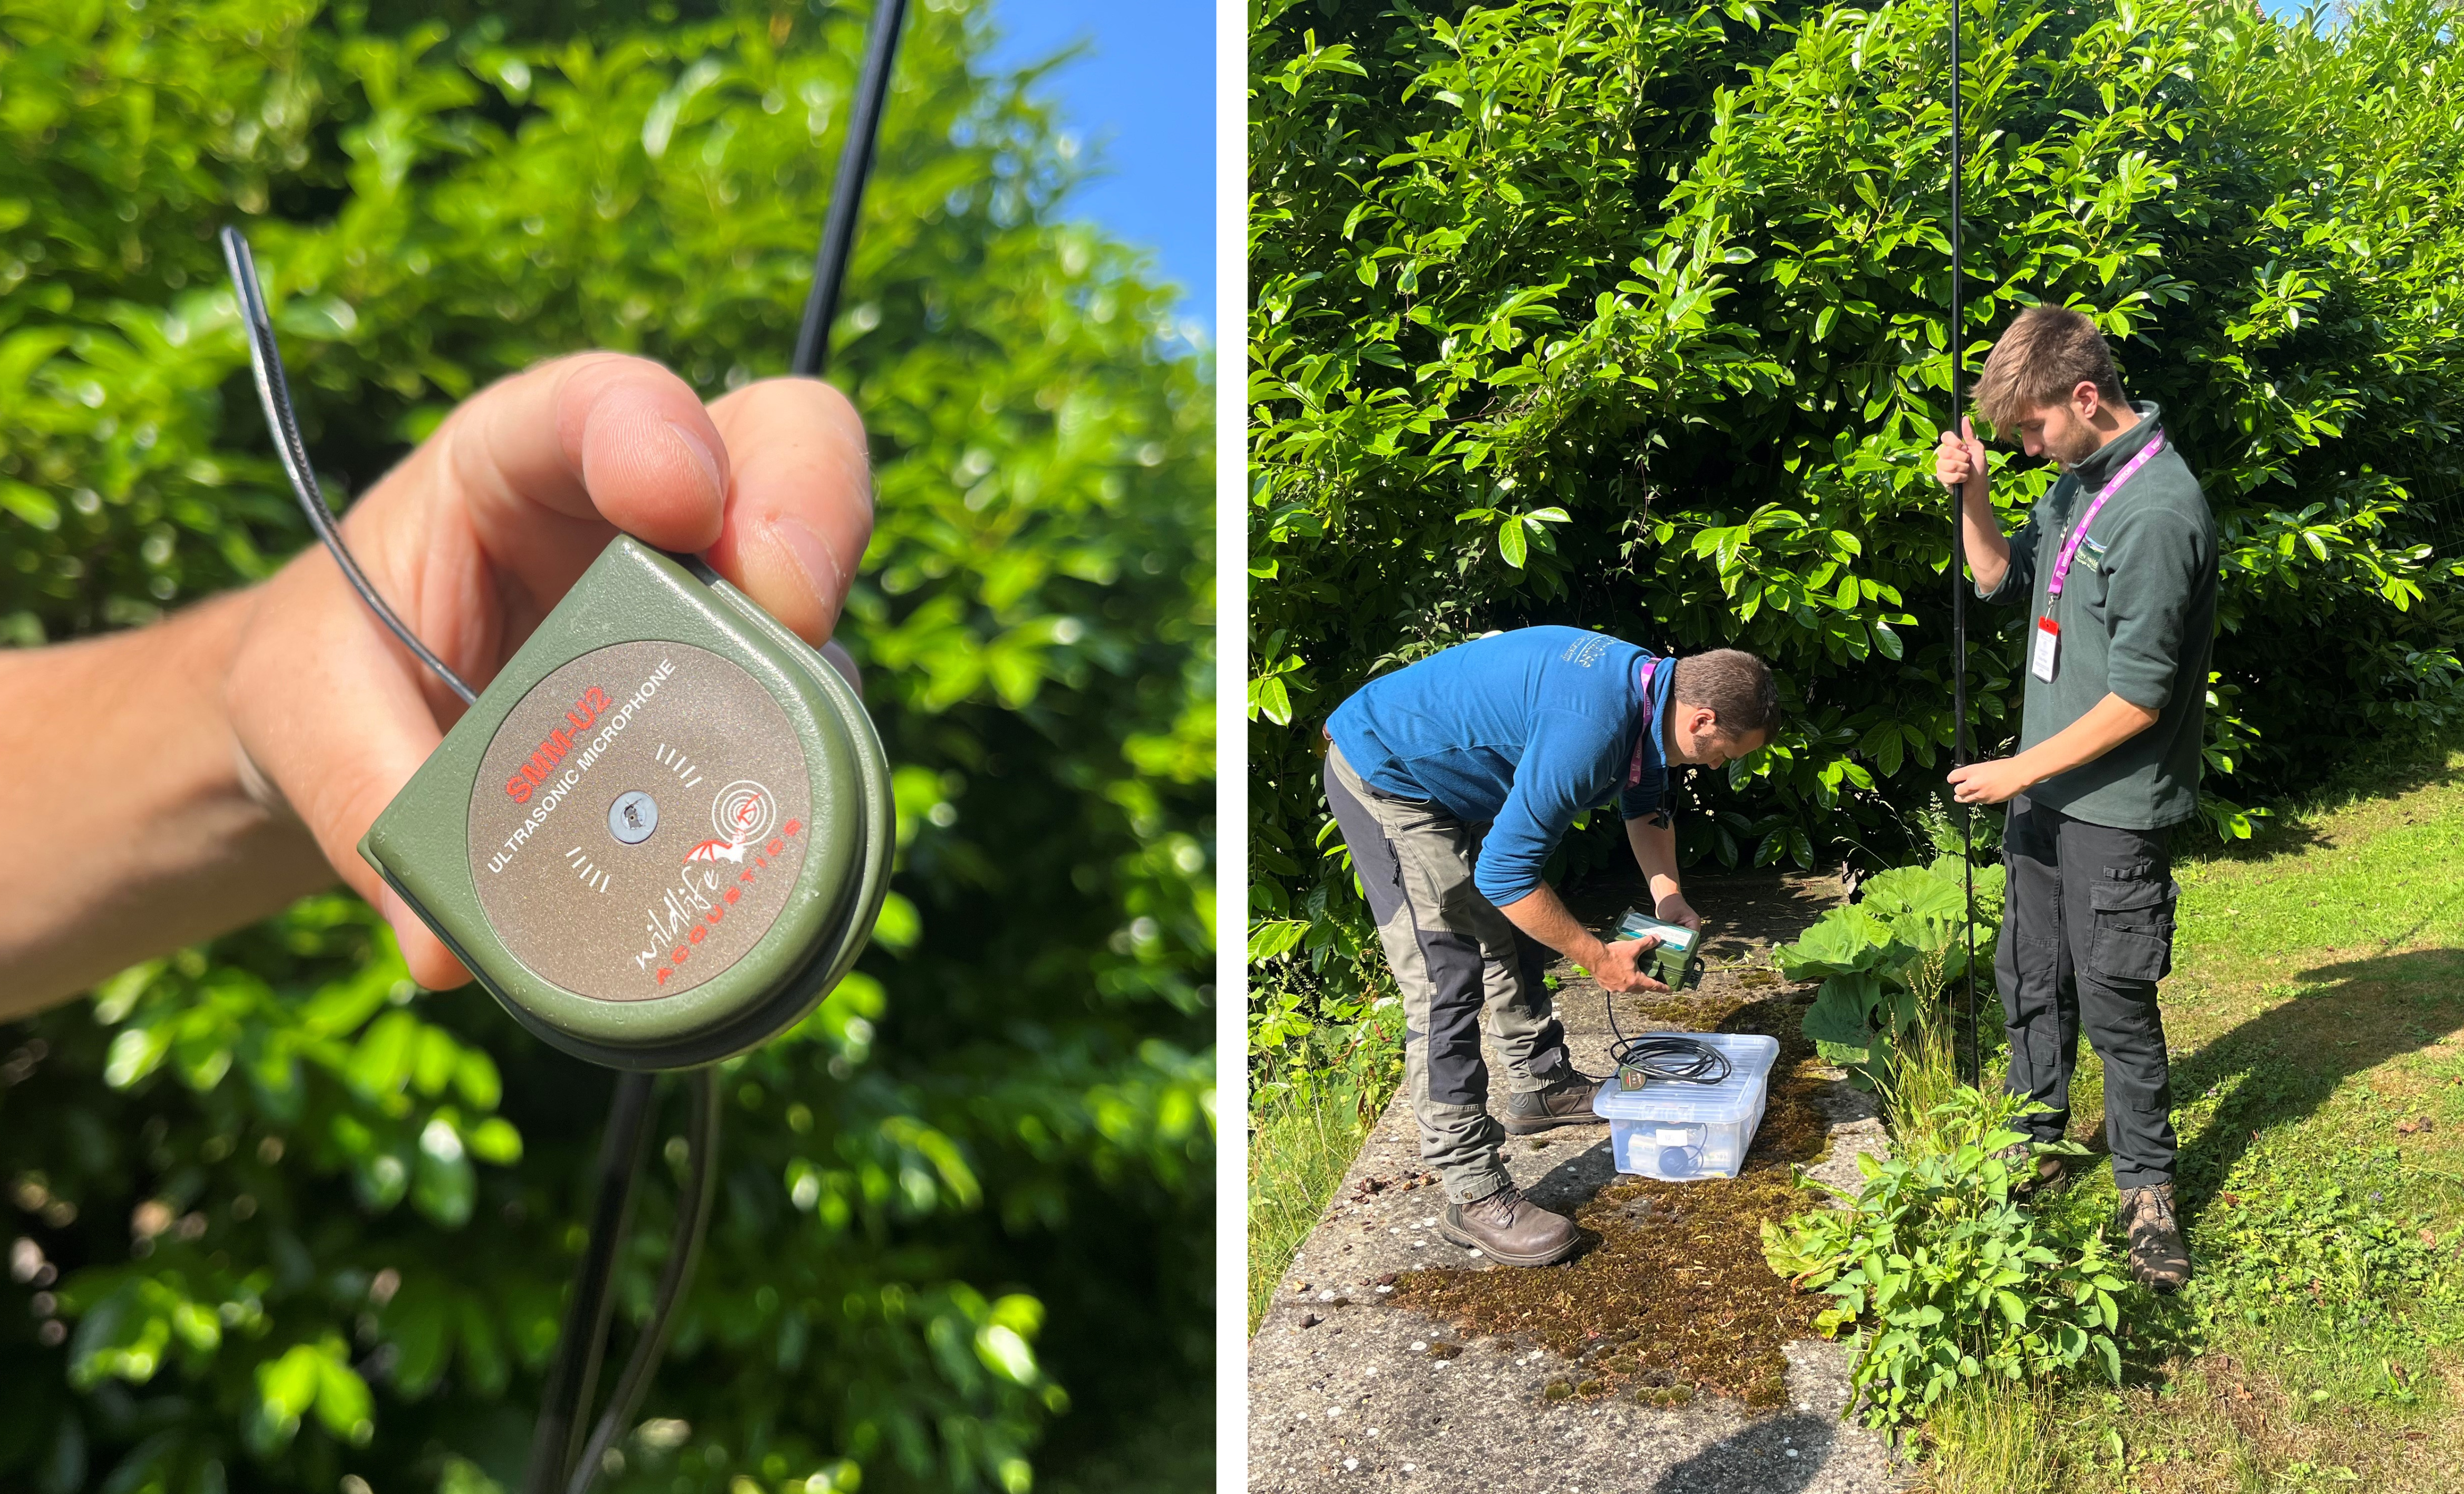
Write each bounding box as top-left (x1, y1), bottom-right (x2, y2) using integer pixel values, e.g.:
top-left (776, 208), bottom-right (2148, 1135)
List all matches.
top-left (1613, 910), bottom-right (1705, 992)
top-left (358, 537), bottom-right (894, 1072)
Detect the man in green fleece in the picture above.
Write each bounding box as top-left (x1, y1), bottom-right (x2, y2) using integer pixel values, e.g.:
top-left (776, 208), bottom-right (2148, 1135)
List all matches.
top-left (1934, 305), bottom-right (2217, 1292)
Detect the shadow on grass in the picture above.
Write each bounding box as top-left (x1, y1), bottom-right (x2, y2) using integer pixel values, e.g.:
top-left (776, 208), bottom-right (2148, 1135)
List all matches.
top-left (2171, 946), bottom-right (2464, 1225)
top-left (2193, 733), bottom-right (2460, 870)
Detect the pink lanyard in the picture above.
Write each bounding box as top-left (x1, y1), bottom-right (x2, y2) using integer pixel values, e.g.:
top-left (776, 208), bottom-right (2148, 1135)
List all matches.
top-left (1629, 657), bottom-right (1661, 787)
top-left (2047, 431), bottom-right (2164, 599)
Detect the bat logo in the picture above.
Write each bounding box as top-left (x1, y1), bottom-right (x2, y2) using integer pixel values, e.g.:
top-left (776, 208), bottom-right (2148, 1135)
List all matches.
top-left (682, 838), bottom-right (748, 866)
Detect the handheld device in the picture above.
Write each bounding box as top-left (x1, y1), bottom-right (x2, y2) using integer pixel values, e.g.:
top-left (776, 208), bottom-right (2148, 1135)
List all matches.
top-left (1612, 909), bottom-right (1705, 993)
top-left (1598, 912), bottom-right (1727, 1096)
top-left (218, 3), bottom-right (912, 1489)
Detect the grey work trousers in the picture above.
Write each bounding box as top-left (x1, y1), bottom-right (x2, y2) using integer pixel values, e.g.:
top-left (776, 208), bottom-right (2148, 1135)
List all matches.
top-left (1996, 793), bottom-right (2182, 1190)
top-left (1323, 743), bottom-right (1575, 1205)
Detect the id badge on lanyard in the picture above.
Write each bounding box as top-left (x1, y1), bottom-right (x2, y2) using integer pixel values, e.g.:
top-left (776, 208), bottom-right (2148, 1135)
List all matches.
top-left (2037, 431), bottom-right (2165, 685)
top-left (2030, 615), bottom-right (2060, 682)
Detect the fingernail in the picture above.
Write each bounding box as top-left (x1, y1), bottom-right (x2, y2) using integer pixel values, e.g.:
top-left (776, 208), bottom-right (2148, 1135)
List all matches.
top-left (666, 419), bottom-right (726, 504)
top-left (770, 513), bottom-right (849, 622)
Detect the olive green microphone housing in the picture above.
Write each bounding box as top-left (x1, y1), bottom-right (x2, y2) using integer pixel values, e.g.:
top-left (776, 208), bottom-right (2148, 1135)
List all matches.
top-left (359, 536), bottom-right (893, 1071)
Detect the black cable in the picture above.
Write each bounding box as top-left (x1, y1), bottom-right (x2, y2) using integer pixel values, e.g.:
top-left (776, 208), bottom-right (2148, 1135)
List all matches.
top-left (219, 227), bottom-right (478, 707)
top-left (1946, 0), bottom-right (1982, 1090)
top-left (792, 0), bottom-right (911, 378)
top-left (524, 1072), bottom-right (656, 1494)
top-left (563, 1070), bottom-right (723, 1494)
top-left (1603, 992), bottom-right (1734, 1087)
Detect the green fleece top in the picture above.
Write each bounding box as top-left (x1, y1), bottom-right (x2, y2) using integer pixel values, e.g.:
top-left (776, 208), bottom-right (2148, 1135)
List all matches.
top-left (1978, 402), bottom-right (2217, 830)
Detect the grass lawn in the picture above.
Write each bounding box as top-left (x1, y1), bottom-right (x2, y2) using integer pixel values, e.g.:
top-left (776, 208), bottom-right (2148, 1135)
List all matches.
top-left (1245, 1013), bottom-right (1401, 1333)
top-left (1924, 726), bottom-right (2464, 1491)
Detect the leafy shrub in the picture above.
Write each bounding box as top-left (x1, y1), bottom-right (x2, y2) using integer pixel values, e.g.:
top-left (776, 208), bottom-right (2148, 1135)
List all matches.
top-left (1762, 1054), bottom-right (2126, 1428)
top-left (1246, 0), bottom-right (2464, 1047)
top-left (1776, 855), bottom-right (2003, 1088)
top-left (0, 3), bottom-right (1213, 1491)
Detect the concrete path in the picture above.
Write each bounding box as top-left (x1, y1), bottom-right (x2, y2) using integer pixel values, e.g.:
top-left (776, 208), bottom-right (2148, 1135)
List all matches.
top-left (1247, 870), bottom-right (1911, 1492)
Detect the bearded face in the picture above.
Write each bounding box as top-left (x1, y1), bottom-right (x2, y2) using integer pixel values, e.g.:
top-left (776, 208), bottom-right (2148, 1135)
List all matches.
top-left (2047, 408), bottom-right (2104, 470)
top-left (2015, 398), bottom-right (2112, 472)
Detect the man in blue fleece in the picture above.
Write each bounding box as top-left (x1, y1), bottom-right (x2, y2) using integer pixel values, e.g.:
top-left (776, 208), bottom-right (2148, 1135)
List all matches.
top-left (1322, 629), bottom-right (1779, 1265)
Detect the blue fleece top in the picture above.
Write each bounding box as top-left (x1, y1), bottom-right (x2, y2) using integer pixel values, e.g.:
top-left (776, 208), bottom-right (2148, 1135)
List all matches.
top-left (1325, 626), bottom-right (1672, 905)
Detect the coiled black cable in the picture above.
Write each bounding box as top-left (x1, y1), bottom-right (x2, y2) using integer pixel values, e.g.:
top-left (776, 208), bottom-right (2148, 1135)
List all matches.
top-left (1606, 1032), bottom-right (1733, 1086)
top-left (1603, 982), bottom-right (1733, 1086)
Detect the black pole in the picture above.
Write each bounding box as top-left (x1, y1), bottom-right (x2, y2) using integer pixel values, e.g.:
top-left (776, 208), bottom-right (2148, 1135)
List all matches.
top-left (562, 1070), bottom-right (723, 1494)
top-left (793, 0), bottom-right (911, 378)
top-left (1948, 0), bottom-right (1981, 1090)
top-left (529, 7), bottom-right (911, 1487)
top-left (523, 1072), bottom-right (656, 1494)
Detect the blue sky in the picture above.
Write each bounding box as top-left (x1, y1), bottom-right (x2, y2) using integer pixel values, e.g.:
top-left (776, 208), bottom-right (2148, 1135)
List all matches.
top-left (982, 0), bottom-right (1215, 341)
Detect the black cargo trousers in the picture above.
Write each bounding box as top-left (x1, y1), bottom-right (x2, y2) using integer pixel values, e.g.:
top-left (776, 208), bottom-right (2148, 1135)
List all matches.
top-left (1996, 793), bottom-right (2184, 1190)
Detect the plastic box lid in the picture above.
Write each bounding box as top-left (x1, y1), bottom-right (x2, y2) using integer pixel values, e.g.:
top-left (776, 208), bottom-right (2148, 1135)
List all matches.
top-left (1591, 1032), bottom-right (1780, 1125)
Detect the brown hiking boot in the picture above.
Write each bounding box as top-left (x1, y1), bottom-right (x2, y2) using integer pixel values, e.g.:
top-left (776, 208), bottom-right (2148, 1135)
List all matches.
top-left (1497, 1071), bottom-right (1606, 1135)
top-left (2118, 1183), bottom-right (2191, 1293)
top-left (1438, 1184), bottom-right (1580, 1267)
top-left (1991, 1140), bottom-right (2072, 1198)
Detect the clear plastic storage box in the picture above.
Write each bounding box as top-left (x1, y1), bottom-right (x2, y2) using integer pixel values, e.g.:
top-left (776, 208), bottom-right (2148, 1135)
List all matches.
top-left (1591, 1031), bottom-right (1780, 1181)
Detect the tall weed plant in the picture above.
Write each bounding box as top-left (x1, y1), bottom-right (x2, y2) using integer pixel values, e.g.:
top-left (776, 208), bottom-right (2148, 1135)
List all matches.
top-left (1245, 992), bottom-right (1405, 1330)
top-left (1763, 1007), bottom-right (2127, 1428)
top-left (1248, 0), bottom-right (2464, 1048)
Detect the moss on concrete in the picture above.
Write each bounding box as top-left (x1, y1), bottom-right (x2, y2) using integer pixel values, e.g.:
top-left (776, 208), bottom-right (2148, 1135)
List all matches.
top-left (1389, 991), bottom-right (1833, 1408)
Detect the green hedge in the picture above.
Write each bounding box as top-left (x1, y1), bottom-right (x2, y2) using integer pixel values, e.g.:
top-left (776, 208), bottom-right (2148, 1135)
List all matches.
top-left (0, 3), bottom-right (1213, 1492)
top-left (1248, 0), bottom-right (2464, 1017)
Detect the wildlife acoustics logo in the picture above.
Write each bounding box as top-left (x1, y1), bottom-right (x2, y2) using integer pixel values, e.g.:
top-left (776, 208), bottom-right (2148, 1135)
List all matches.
top-left (646, 778), bottom-right (805, 988)
top-left (681, 838), bottom-right (747, 867)
top-left (681, 779), bottom-right (777, 867)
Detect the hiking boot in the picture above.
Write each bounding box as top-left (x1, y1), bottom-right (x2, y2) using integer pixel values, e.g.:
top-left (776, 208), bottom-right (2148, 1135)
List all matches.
top-left (1497, 1071), bottom-right (1606, 1135)
top-left (2118, 1183), bottom-right (2192, 1293)
top-left (1991, 1139), bottom-right (2072, 1198)
top-left (1437, 1185), bottom-right (1581, 1267)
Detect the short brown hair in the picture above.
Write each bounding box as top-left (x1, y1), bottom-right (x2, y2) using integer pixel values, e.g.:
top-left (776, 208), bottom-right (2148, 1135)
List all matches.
top-left (1671, 649), bottom-right (1779, 741)
top-left (1973, 305), bottom-right (2125, 434)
